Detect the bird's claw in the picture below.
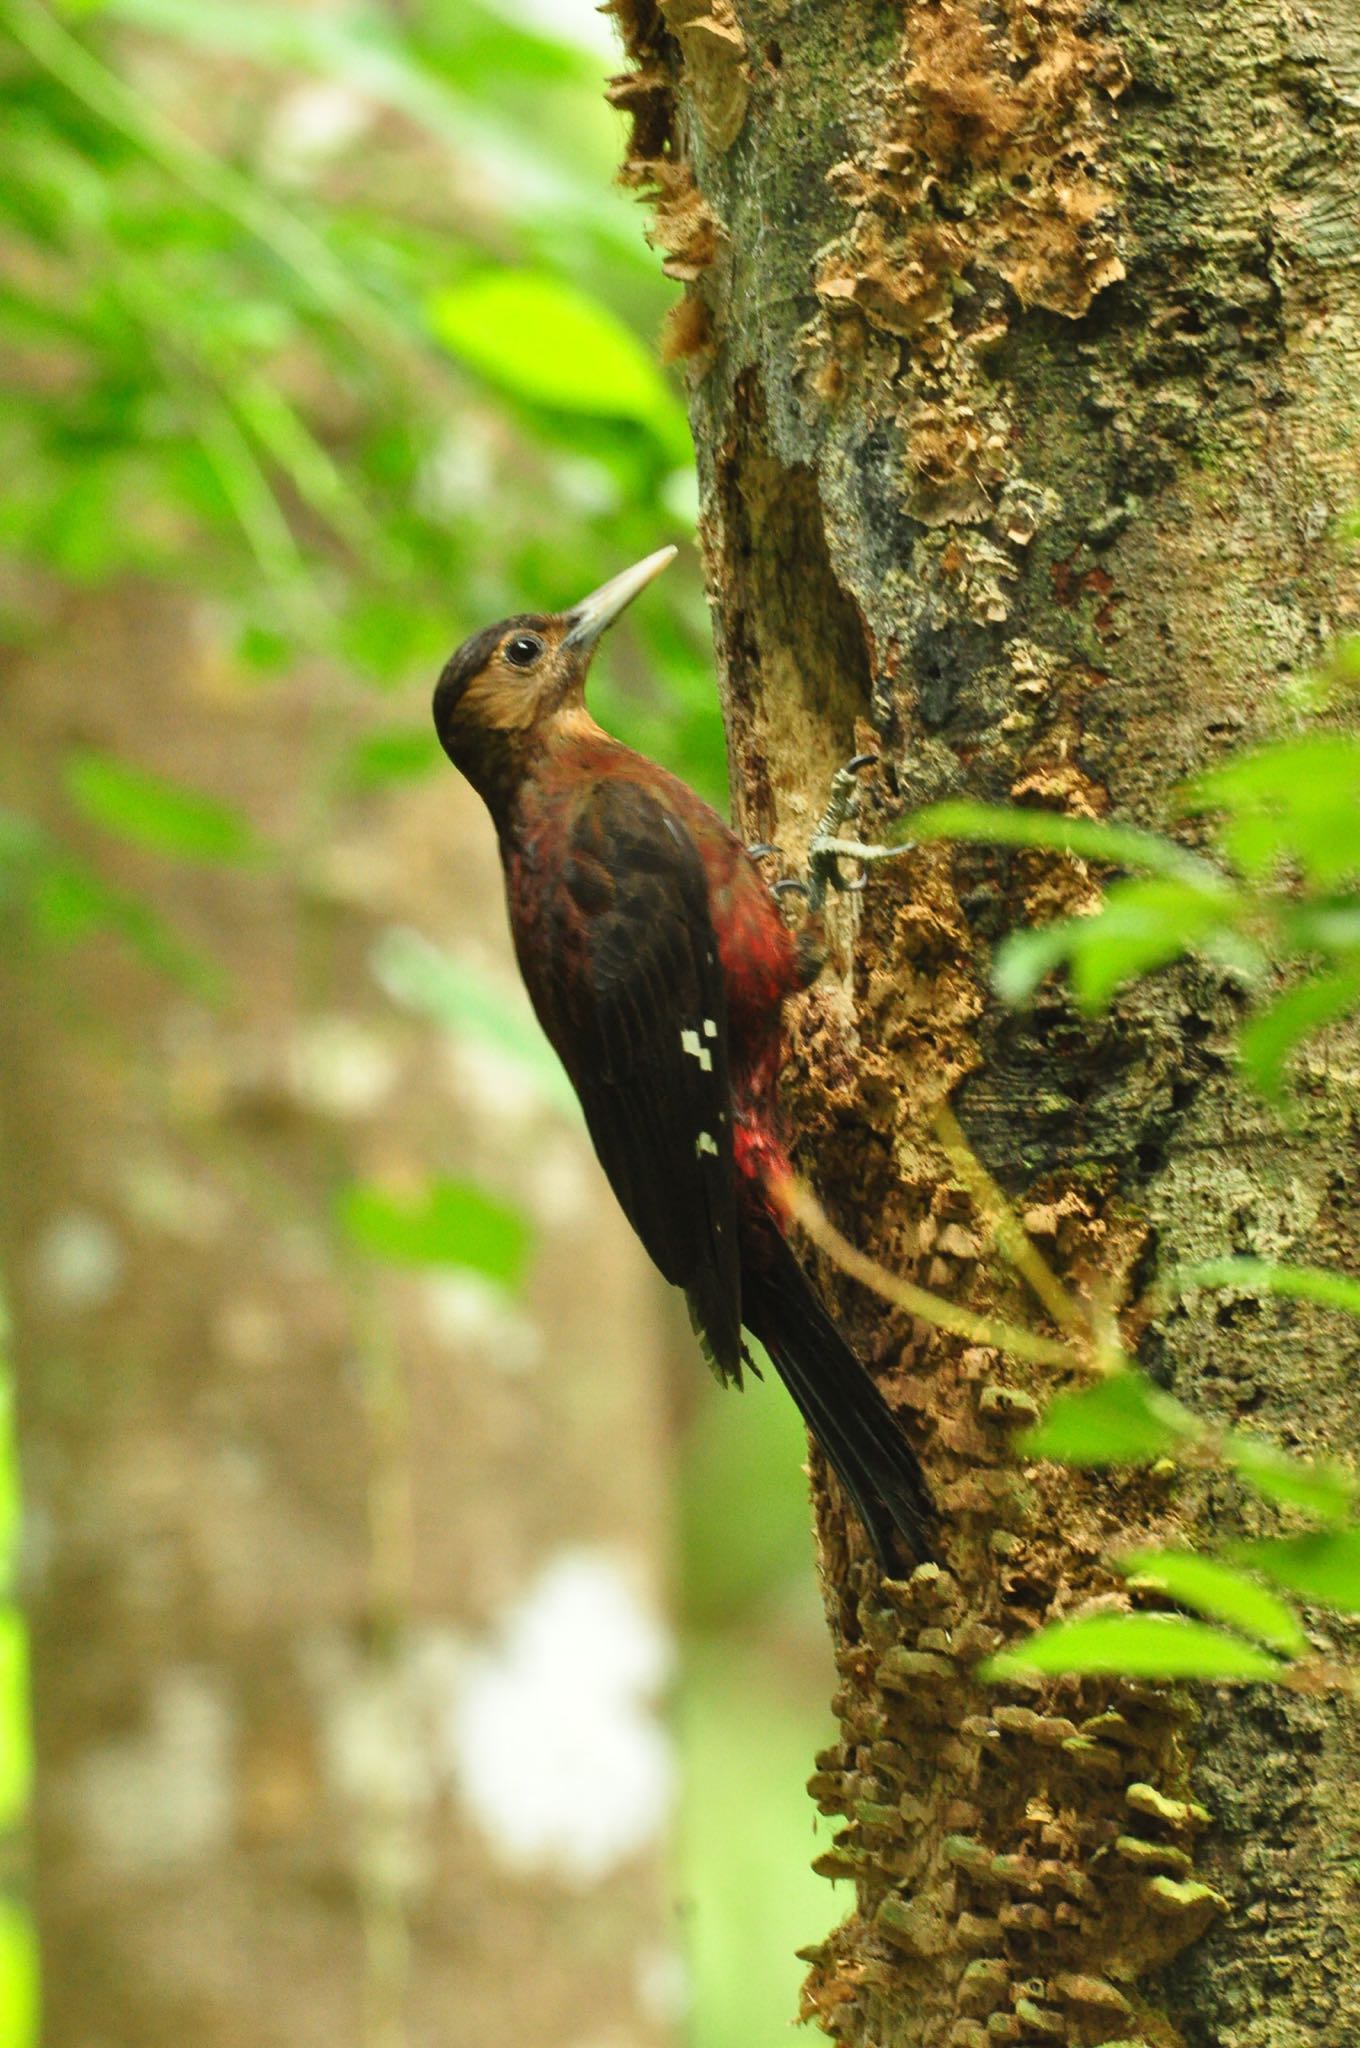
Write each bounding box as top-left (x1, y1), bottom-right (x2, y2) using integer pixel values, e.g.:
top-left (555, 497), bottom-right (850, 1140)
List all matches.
top-left (751, 840), bottom-right (804, 908)
top-left (807, 752), bottom-right (876, 910)
top-left (805, 753), bottom-right (914, 910)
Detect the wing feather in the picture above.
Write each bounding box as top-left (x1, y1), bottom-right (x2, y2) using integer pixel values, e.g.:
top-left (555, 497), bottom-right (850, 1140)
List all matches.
top-left (521, 778), bottom-right (742, 1380)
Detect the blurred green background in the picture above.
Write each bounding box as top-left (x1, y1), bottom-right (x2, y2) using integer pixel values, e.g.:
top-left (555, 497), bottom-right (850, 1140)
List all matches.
top-left (0, 1), bottom-right (838, 2042)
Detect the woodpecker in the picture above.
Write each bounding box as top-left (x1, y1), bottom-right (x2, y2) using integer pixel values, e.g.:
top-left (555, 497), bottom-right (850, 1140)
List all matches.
top-left (432, 546), bottom-right (934, 1566)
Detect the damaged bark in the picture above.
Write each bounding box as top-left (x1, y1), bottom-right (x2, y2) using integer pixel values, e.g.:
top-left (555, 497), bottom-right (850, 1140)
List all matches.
top-left (608, 1), bottom-right (1360, 2041)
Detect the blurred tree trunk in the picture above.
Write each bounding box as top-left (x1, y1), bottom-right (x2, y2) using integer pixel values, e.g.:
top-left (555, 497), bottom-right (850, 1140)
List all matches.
top-left (613, 0), bottom-right (1360, 2040)
top-left (0, 589), bottom-right (676, 2048)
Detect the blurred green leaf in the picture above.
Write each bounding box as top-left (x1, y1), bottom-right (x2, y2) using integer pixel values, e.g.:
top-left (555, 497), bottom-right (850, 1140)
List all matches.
top-left (1186, 736), bottom-right (1360, 887)
top-left (0, 1898), bottom-right (38, 2048)
top-left (0, 1377), bottom-right (22, 1603)
top-left (338, 596), bottom-right (450, 689)
top-left (30, 861), bottom-right (226, 1001)
top-left (1020, 1370), bottom-right (1199, 1465)
top-left (65, 750), bottom-right (265, 864)
top-left (982, 1612), bottom-right (1285, 1684)
top-left (6, 0), bottom-right (395, 347)
top-left (1116, 1547), bottom-right (1306, 1655)
top-left (992, 919), bottom-right (1091, 1006)
top-left (0, 1612), bottom-right (31, 1834)
top-left (678, 1642), bottom-right (838, 2048)
top-left (995, 877), bottom-right (1244, 1013)
top-left (1238, 963), bottom-right (1360, 1096)
top-left (32, 463), bottom-right (123, 581)
top-left (429, 269), bottom-right (691, 459)
top-left (1223, 1435), bottom-right (1356, 1526)
top-left (2, 801), bottom-right (223, 992)
top-left (102, 0), bottom-right (649, 263)
top-left (338, 1176), bottom-right (532, 1287)
top-left (344, 730), bottom-right (440, 793)
top-left (0, 0), bottom-right (697, 722)
top-left (902, 800), bottom-right (1217, 882)
top-left (680, 1358), bottom-right (816, 1630)
top-left (1281, 898), bottom-right (1360, 954)
top-left (1230, 1530), bottom-right (1360, 1614)
top-left (1174, 1257), bottom-right (1360, 1320)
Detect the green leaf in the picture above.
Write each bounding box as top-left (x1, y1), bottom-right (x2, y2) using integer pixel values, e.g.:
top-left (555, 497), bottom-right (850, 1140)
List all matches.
top-left (1281, 898), bottom-right (1360, 954)
top-left (981, 1612), bottom-right (1285, 1684)
top-left (338, 594), bottom-right (449, 688)
top-left (1019, 1370), bottom-right (1200, 1465)
top-left (1116, 1547), bottom-right (1306, 1655)
top-left (901, 801), bottom-right (1219, 882)
top-left (65, 750), bottom-right (265, 865)
top-left (0, 1612), bottom-right (31, 1833)
top-left (100, 0), bottom-right (650, 267)
top-left (29, 862), bottom-right (226, 1001)
top-left (0, 1897), bottom-right (38, 2048)
top-left (429, 269), bottom-right (690, 458)
top-left (338, 1177), bottom-right (532, 1288)
top-left (1223, 1435), bottom-right (1356, 1525)
top-left (994, 876), bottom-right (1248, 1012)
top-left (0, 1379), bottom-right (21, 1601)
top-left (993, 919), bottom-right (1094, 1006)
top-left (1173, 1257), bottom-right (1360, 1320)
top-left (344, 730), bottom-right (439, 793)
top-left (34, 464), bottom-right (123, 581)
top-left (1230, 1530), bottom-right (1360, 1614)
top-left (1238, 963), bottom-right (1360, 1097)
top-left (1185, 735), bottom-right (1360, 887)
top-left (1079, 879), bottom-right (1241, 1010)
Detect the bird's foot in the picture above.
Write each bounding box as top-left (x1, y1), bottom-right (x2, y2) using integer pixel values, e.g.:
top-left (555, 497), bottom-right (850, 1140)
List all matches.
top-left (806, 753), bottom-right (915, 911)
top-left (749, 838), bottom-right (813, 907)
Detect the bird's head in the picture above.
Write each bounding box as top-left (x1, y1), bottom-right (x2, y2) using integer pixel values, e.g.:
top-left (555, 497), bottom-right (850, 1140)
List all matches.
top-left (433, 545), bottom-right (677, 812)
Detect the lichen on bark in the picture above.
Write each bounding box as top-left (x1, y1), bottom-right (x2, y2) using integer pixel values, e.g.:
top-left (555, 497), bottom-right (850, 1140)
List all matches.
top-left (610, 1), bottom-right (1360, 2042)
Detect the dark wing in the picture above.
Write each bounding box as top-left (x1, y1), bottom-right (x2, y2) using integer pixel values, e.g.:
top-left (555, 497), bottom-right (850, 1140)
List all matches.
top-left (528, 777), bottom-right (742, 1380)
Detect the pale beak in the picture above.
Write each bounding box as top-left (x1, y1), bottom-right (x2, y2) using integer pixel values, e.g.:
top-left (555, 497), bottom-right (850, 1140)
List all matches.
top-left (562, 545), bottom-right (677, 650)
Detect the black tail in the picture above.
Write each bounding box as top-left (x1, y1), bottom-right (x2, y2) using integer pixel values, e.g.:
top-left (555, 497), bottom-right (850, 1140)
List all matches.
top-left (740, 1226), bottom-right (935, 1570)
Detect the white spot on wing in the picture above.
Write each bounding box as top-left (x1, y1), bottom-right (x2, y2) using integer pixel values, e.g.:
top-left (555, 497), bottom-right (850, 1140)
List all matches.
top-left (703, 1018), bottom-right (717, 1038)
top-left (696, 1132), bottom-right (718, 1157)
top-left (680, 1028), bottom-right (713, 1073)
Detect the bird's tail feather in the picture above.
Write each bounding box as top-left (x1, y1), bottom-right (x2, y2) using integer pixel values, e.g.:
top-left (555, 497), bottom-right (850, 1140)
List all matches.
top-left (741, 1228), bottom-right (935, 1570)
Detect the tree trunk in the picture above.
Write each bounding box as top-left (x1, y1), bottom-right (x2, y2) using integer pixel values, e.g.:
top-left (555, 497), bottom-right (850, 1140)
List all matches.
top-left (611, 1), bottom-right (1360, 2041)
top-left (0, 589), bottom-right (675, 2048)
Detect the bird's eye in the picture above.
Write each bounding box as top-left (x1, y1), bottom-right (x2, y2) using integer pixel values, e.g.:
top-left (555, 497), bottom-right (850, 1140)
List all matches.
top-left (504, 633), bottom-right (544, 669)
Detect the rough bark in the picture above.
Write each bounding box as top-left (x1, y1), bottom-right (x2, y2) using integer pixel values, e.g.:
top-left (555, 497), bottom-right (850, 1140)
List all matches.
top-left (0, 590), bottom-right (675, 2048)
top-left (609, 1), bottom-right (1360, 2042)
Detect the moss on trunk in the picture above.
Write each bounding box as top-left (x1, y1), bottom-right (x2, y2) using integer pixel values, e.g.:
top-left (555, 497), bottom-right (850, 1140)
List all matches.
top-left (609, 0), bottom-right (1360, 2039)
